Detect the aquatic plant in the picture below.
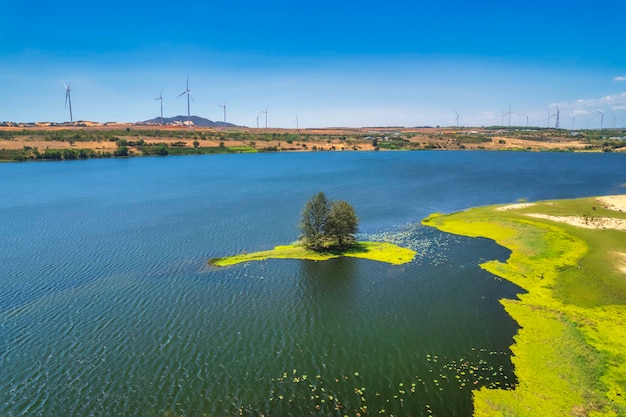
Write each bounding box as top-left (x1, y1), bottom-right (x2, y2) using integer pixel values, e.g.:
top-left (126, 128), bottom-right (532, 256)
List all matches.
top-left (423, 196), bottom-right (626, 416)
top-left (209, 241), bottom-right (415, 267)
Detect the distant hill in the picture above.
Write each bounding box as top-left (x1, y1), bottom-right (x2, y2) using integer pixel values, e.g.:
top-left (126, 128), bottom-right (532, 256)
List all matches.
top-left (141, 115), bottom-right (239, 128)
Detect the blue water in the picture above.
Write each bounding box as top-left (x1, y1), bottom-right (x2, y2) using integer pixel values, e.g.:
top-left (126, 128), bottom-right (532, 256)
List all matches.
top-left (1, 151), bottom-right (624, 416)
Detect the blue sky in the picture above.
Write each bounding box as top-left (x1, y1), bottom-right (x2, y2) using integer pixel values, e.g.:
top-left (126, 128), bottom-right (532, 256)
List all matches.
top-left (1, 0), bottom-right (625, 128)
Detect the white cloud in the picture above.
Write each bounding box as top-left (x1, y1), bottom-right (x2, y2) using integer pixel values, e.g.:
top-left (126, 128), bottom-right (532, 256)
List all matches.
top-left (615, 76), bottom-right (626, 82)
top-left (556, 92), bottom-right (626, 111)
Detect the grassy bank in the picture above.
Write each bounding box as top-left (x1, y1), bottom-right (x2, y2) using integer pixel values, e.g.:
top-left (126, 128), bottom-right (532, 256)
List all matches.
top-left (422, 197), bottom-right (626, 416)
top-left (209, 241), bottom-right (416, 267)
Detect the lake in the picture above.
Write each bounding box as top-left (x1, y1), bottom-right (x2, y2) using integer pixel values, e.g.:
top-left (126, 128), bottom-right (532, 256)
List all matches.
top-left (1, 151), bottom-right (625, 416)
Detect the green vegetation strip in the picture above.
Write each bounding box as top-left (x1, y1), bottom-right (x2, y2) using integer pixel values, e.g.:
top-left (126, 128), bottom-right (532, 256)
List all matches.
top-left (422, 196), bottom-right (626, 416)
top-left (209, 241), bottom-right (416, 267)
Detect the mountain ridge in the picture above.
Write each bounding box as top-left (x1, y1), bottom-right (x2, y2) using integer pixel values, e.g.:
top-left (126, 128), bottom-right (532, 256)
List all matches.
top-left (141, 115), bottom-right (239, 127)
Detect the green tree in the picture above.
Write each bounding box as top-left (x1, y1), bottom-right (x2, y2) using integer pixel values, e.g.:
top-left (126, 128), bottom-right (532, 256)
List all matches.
top-left (300, 193), bottom-right (359, 250)
top-left (63, 149), bottom-right (78, 160)
top-left (193, 140), bottom-right (200, 148)
top-left (154, 144), bottom-right (168, 156)
top-left (300, 192), bottom-right (330, 250)
top-left (114, 146), bottom-right (128, 157)
top-left (324, 200), bottom-right (358, 248)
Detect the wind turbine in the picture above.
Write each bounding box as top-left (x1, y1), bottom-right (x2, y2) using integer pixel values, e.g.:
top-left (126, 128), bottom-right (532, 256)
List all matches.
top-left (544, 110), bottom-right (557, 128)
top-left (518, 113), bottom-right (529, 127)
top-left (62, 81), bottom-right (73, 123)
top-left (155, 89), bottom-right (164, 125)
top-left (596, 110), bottom-right (605, 129)
top-left (261, 107), bottom-right (268, 128)
top-left (506, 104), bottom-right (512, 127)
top-left (218, 100), bottom-right (227, 124)
top-left (453, 109), bottom-right (460, 128)
top-left (256, 113), bottom-right (260, 129)
top-left (569, 116), bottom-right (576, 130)
top-left (499, 105), bottom-right (511, 127)
top-left (177, 75), bottom-right (193, 128)
top-left (555, 105), bottom-right (560, 129)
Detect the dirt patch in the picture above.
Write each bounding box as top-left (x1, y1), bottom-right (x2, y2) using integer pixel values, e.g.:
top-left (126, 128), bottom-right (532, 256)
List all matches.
top-left (597, 195), bottom-right (626, 213)
top-left (525, 213), bottom-right (626, 231)
top-left (0, 139), bottom-right (120, 150)
top-left (496, 203), bottom-right (536, 211)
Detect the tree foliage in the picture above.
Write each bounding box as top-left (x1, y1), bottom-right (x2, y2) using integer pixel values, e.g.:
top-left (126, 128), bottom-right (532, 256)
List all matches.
top-left (114, 146), bottom-right (129, 157)
top-left (300, 192), bottom-right (358, 250)
top-left (300, 192), bottom-right (330, 250)
top-left (324, 200), bottom-right (358, 247)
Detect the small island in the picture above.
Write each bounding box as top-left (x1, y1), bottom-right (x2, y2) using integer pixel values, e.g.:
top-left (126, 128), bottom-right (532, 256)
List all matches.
top-left (209, 192), bottom-right (416, 267)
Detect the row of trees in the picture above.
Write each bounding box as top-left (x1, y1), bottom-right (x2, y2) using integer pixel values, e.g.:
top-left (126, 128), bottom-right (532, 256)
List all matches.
top-left (300, 192), bottom-right (359, 250)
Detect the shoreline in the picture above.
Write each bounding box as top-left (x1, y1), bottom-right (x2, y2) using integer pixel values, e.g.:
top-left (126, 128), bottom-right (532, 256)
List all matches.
top-left (1, 125), bottom-right (624, 161)
top-left (209, 241), bottom-right (416, 267)
top-left (422, 195), bottom-right (626, 416)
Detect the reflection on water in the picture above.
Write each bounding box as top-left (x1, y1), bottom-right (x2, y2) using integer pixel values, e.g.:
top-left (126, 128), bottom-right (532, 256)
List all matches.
top-left (0, 151), bottom-right (624, 416)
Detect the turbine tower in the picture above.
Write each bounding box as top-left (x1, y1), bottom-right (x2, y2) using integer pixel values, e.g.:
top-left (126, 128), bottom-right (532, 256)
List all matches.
top-left (555, 106), bottom-right (560, 129)
top-left (500, 104), bottom-right (512, 127)
top-left (177, 75), bottom-right (192, 128)
top-left (155, 89), bottom-right (164, 125)
top-left (596, 110), bottom-right (605, 130)
top-left (218, 100), bottom-right (227, 123)
top-left (569, 116), bottom-right (575, 130)
top-left (62, 81), bottom-right (73, 123)
top-left (545, 110), bottom-right (555, 128)
top-left (453, 109), bottom-right (460, 128)
top-left (262, 108), bottom-right (268, 128)
top-left (507, 104), bottom-right (512, 127)
top-left (519, 113), bottom-right (529, 127)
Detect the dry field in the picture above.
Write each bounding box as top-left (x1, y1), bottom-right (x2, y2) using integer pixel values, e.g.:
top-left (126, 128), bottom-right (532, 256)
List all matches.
top-left (0, 124), bottom-right (620, 155)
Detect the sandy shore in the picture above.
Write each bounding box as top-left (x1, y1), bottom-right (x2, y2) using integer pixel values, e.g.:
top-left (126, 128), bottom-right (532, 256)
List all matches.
top-left (495, 195), bottom-right (626, 231)
top-left (495, 202), bottom-right (536, 211)
top-left (525, 213), bottom-right (626, 231)
top-left (597, 195), bottom-right (626, 212)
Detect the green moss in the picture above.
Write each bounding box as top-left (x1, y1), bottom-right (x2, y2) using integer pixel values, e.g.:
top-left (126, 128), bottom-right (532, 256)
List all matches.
top-left (423, 196), bottom-right (626, 416)
top-left (209, 241), bottom-right (416, 267)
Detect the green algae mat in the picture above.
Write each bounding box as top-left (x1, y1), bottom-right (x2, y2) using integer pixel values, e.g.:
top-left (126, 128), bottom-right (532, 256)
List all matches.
top-left (423, 196), bottom-right (626, 417)
top-left (209, 241), bottom-right (416, 267)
